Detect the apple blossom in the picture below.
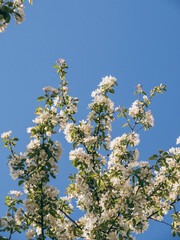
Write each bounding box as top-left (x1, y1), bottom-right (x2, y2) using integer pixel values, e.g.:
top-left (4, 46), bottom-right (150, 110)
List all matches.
top-left (0, 60), bottom-right (179, 240)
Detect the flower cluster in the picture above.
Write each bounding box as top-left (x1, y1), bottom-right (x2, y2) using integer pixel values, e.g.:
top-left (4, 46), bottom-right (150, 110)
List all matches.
top-left (1, 131), bottom-right (12, 139)
top-left (0, 59), bottom-right (79, 239)
top-left (0, 0), bottom-right (33, 33)
top-left (1, 60), bottom-right (179, 240)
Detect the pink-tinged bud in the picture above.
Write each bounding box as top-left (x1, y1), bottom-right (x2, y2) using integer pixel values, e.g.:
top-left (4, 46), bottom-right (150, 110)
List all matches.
top-left (137, 84), bottom-right (141, 88)
top-left (115, 106), bottom-right (121, 112)
top-left (135, 84), bottom-right (142, 93)
top-left (60, 58), bottom-right (66, 65)
top-left (62, 86), bottom-right (69, 92)
top-left (56, 60), bottom-right (59, 64)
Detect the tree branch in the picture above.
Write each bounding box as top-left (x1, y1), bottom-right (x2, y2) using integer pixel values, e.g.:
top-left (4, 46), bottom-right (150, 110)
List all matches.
top-left (58, 208), bottom-right (82, 230)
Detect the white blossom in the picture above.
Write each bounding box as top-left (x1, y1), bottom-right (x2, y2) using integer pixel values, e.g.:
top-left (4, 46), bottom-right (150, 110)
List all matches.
top-left (64, 123), bottom-right (75, 143)
top-left (129, 100), bottom-right (142, 118)
top-left (128, 132), bottom-right (140, 146)
top-left (27, 139), bottom-right (40, 150)
top-left (1, 130), bottom-right (12, 139)
top-left (110, 134), bottom-right (127, 149)
top-left (176, 136), bottom-right (180, 145)
top-left (15, 207), bottom-right (23, 225)
top-left (0, 218), bottom-right (8, 227)
top-left (99, 75), bottom-right (117, 87)
top-left (26, 228), bottom-right (35, 240)
top-left (9, 190), bottom-right (23, 197)
top-left (145, 110), bottom-right (154, 127)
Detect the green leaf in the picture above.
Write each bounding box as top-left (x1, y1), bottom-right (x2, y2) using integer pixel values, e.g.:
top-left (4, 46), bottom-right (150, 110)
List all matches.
top-left (155, 165), bottom-right (159, 171)
top-left (3, 143), bottom-right (8, 147)
top-left (2, 11), bottom-right (10, 23)
top-left (138, 178), bottom-right (144, 187)
top-left (103, 144), bottom-right (108, 151)
top-left (12, 137), bottom-right (19, 141)
top-left (53, 64), bottom-right (59, 68)
top-left (5, 203), bottom-right (11, 206)
top-left (73, 142), bottom-right (77, 149)
top-left (149, 154), bottom-right (158, 160)
top-left (4, 196), bottom-right (11, 200)
top-left (133, 218), bottom-right (136, 227)
top-left (158, 149), bottom-right (163, 154)
top-left (35, 111), bottom-right (41, 115)
top-left (97, 179), bottom-right (104, 192)
top-left (50, 172), bottom-right (56, 179)
top-left (36, 106), bottom-right (42, 111)
top-left (88, 172), bottom-right (97, 178)
top-left (18, 180), bottom-right (24, 186)
top-left (71, 159), bottom-right (78, 167)
top-left (109, 88), bottom-right (115, 94)
top-left (37, 96), bottom-right (45, 101)
top-left (15, 228), bottom-right (21, 233)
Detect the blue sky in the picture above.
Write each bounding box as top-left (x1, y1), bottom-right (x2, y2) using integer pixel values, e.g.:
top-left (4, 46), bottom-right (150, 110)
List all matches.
top-left (0, 0), bottom-right (180, 239)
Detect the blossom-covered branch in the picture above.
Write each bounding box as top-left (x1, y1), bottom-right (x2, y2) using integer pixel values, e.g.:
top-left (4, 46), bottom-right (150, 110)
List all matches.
top-left (0, 60), bottom-right (179, 240)
top-left (0, 0), bottom-right (32, 33)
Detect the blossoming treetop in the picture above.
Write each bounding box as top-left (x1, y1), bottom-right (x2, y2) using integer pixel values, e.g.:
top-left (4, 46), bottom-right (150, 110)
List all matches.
top-left (0, 59), bottom-right (179, 239)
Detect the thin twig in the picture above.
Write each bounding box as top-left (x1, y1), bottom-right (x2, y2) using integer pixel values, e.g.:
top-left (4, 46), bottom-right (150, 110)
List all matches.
top-left (59, 208), bottom-right (82, 230)
top-left (107, 212), bottom-right (120, 234)
top-left (150, 217), bottom-right (173, 228)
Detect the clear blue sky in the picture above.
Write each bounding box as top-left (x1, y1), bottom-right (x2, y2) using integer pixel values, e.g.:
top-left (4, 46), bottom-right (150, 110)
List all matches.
top-left (0, 0), bottom-right (179, 239)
